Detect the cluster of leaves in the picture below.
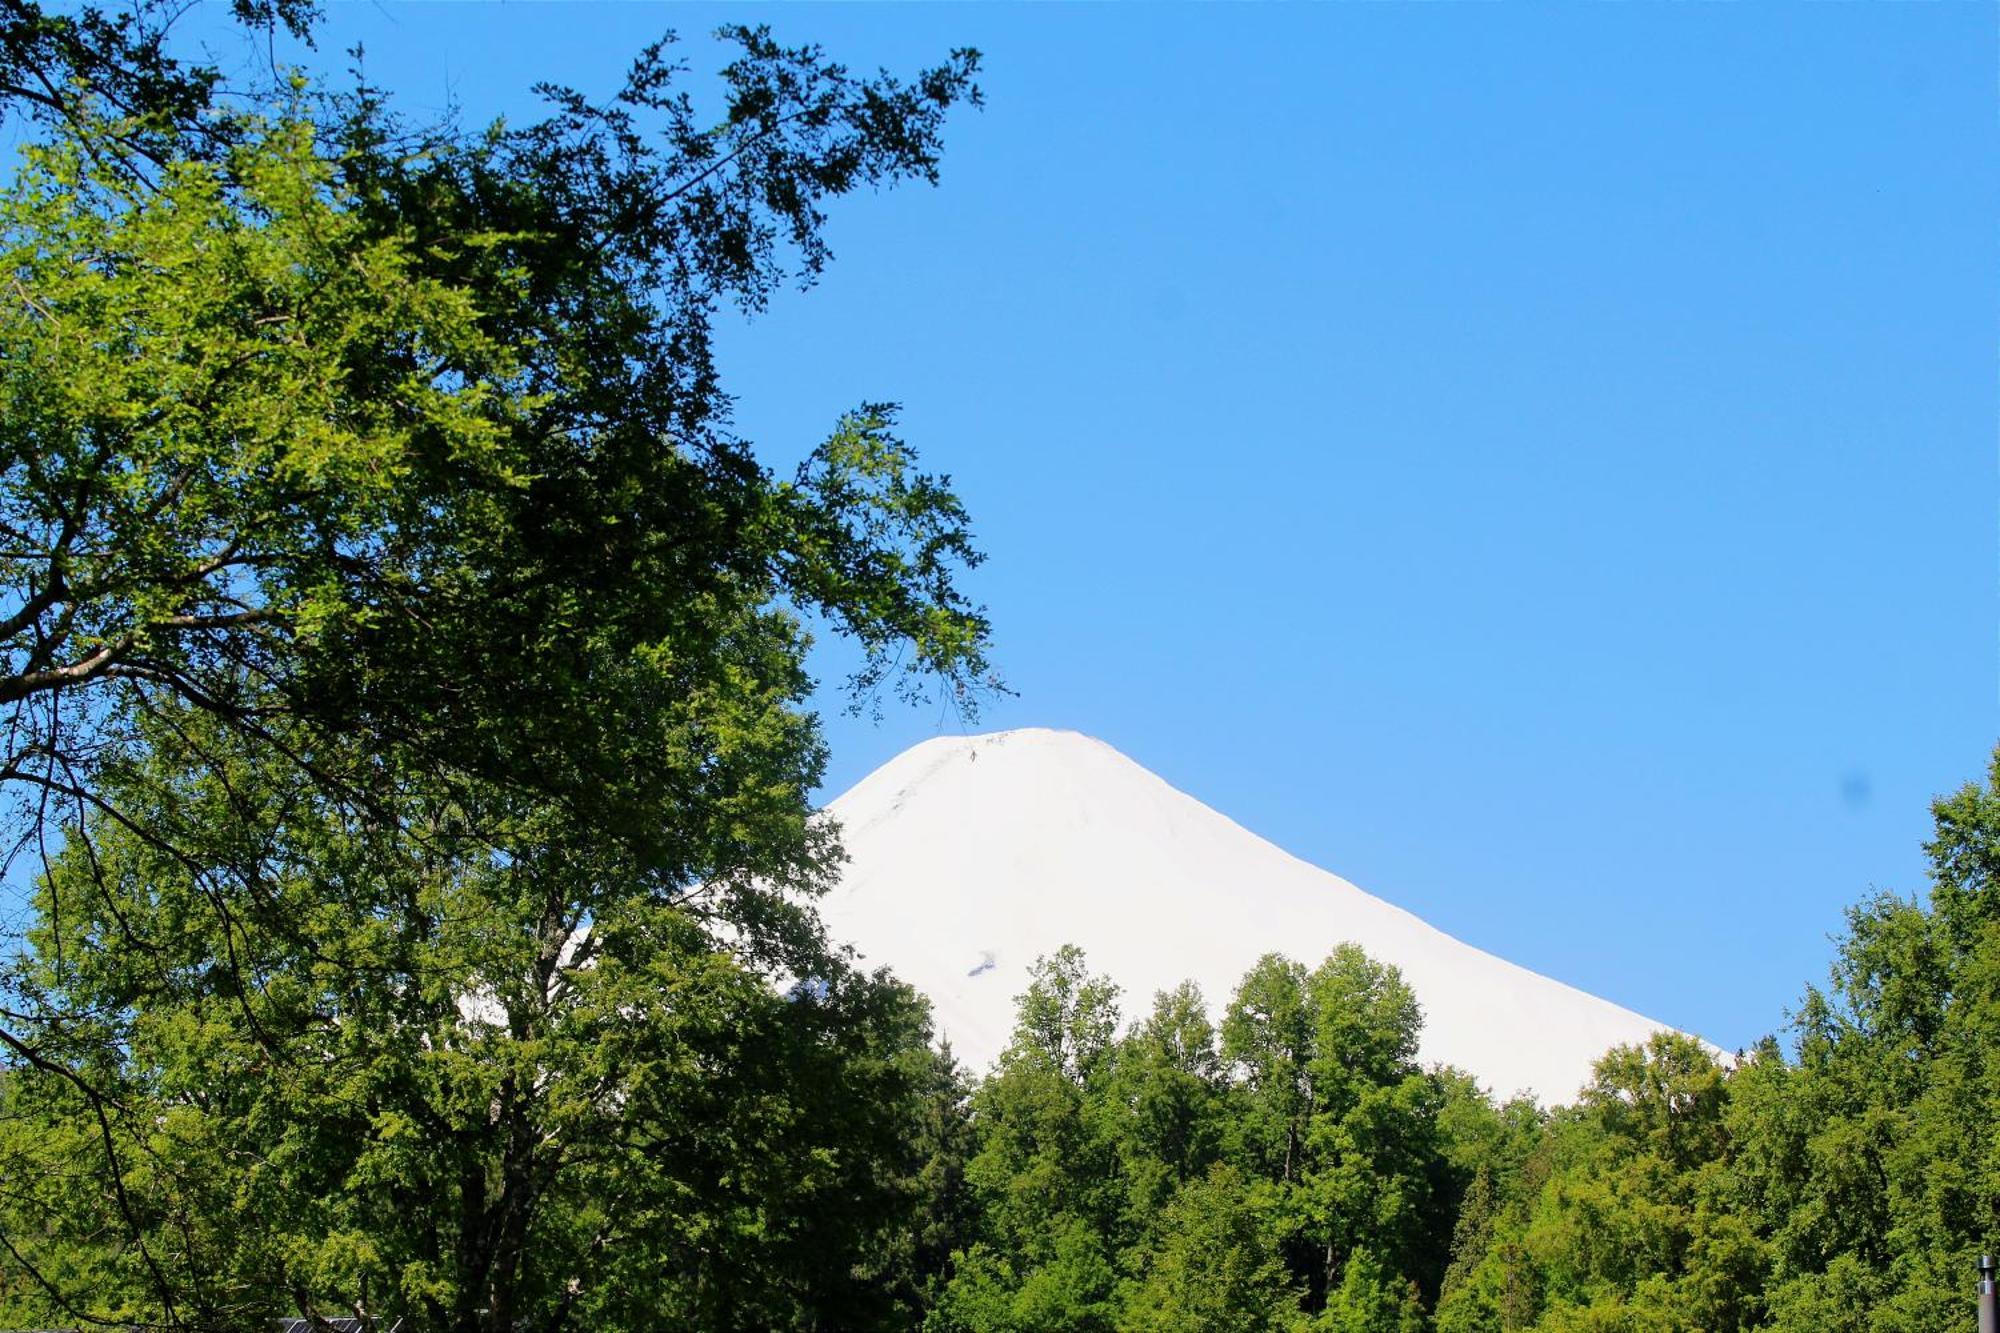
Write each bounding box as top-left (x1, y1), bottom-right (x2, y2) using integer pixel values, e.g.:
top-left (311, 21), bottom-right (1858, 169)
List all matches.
top-left (0, 15), bottom-right (990, 893)
top-left (924, 752), bottom-right (2000, 1333)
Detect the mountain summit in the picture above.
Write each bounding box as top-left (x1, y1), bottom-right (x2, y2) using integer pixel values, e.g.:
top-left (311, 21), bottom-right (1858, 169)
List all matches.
top-left (820, 728), bottom-right (1691, 1102)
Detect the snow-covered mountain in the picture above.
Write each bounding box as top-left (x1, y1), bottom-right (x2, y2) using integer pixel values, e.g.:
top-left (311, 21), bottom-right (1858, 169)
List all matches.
top-left (819, 727), bottom-right (1696, 1103)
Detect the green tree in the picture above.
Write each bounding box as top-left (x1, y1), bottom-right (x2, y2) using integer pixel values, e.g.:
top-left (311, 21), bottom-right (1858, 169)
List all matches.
top-left (1222, 953), bottom-right (1316, 1186)
top-left (935, 757), bottom-right (2000, 1333)
top-left (0, 697), bottom-right (964, 1331)
top-left (1009, 945), bottom-right (1124, 1087)
top-left (0, 0), bottom-right (318, 168)
top-left (897, 1044), bottom-right (985, 1316)
top-left (1221, 946), bottom-right (1446, 1315)
top-left (1105, 983), bottom-right (1229, 1229)
top-left (935, 949), bottom-right (1127, 1333)
top-left (0, 25), bottom-right (988, 942)
top-left (1752, 753), bottom-right (2000, 1331)
top-left (0, 16), bottom-right (991, 1331)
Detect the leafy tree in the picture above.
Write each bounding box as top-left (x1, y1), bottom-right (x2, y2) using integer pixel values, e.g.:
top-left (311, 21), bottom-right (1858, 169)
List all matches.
top-left (1219, 946), bottom-right (1446, 1314)
top-left (935, 949), bottom-right (1128, 1333)
top-left (1437, 1033), bottom-right (1758, 1331)
top-left (1223, 953), bottom-right (1316, 1186)
top-left (1748, 754), bottom-right (2000, 1331)
top-left (928, 1221), bottom-right (1121, 1333)
top-left (0, 0), bottom-right (317, 168)
top-left (0, 695), bottom-right (966, 1330)
top-left (933, 753), bottom-right (2000, 1333)
top-left (1435, 752), bottom-right (2000, 1331)
top-left (0, 6), bottom-right (988, 1033)
top-left (933, 752), bottom-right (2000, 1333)
top-left (1105, 983), bottom-right (1229, 1228)
top-left (0, 12), bottom-right (992, 1330)
top-left (1294, 947), bottom-right (1441, 1305)
top-left (0, 24), bottom-right (988, 939)
top-left (1009, 944), bottom-right (1123, 1087)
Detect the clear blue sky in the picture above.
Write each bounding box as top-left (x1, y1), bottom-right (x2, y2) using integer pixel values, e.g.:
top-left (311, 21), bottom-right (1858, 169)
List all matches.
top-left (213, 3), bottom-right (1994, 1055)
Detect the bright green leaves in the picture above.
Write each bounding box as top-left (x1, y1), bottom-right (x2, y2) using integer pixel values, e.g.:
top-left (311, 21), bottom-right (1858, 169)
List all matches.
top-left (0, 16), bottom-right (990, 1332)
top-left (937, 943), bottom-right (1456, 1333)
top-left (1121, 1165), bottom-right (1298, 1333)
top-left (1004, 944), bottom-right (1123, 1086)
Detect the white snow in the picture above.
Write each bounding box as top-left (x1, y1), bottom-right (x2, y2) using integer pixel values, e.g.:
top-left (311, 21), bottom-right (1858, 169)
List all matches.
top-left (819, 727), bottom-right (1701, 1104)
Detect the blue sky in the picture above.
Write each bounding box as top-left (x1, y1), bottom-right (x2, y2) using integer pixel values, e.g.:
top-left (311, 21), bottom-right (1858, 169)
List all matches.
top-left (214, 3), bottom-right (1993, 1055)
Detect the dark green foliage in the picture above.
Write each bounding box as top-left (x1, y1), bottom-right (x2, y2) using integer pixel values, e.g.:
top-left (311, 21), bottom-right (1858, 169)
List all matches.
top-left (0, 650), bottom-right (968, 1331)
top-left (0, 0), bottom-right (317, 169)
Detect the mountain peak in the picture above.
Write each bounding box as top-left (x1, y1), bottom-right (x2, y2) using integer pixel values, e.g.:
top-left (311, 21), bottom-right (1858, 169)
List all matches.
top-left (820, 729), bottom-right (1692, 1102)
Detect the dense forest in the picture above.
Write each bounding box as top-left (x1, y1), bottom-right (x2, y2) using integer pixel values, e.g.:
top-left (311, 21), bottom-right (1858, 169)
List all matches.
top-left (0, 4), bottom-right (1990, 1330)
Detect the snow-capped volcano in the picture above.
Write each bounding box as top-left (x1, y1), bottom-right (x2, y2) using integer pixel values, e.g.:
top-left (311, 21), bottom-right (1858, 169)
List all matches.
top-left (819, 728), bottom-right (1694, 1103)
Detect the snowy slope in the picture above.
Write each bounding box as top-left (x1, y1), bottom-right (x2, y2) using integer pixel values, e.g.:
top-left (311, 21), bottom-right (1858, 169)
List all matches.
top-left (819, 728), bottom-right (1696, 1104)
